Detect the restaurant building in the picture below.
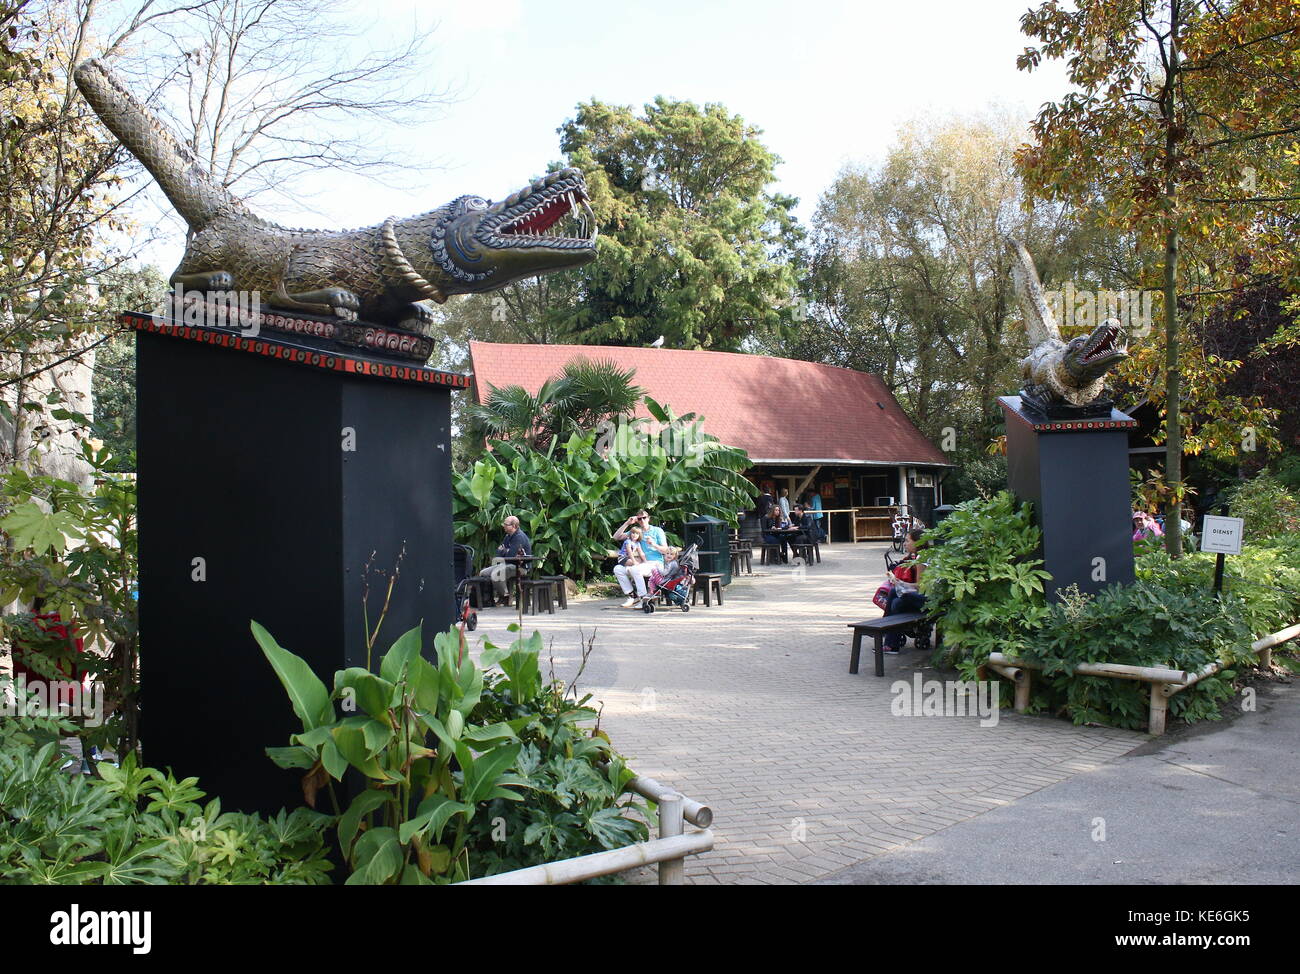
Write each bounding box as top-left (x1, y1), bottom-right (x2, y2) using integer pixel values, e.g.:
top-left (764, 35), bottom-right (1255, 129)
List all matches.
top-left (467, 342), bottom-right (954, 539)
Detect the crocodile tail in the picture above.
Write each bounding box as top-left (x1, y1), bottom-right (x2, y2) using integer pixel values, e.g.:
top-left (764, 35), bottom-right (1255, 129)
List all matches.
top-left (1006, 238), bottom-right (1061, 345)
top-left (74, 58), bottom-right (247, 231)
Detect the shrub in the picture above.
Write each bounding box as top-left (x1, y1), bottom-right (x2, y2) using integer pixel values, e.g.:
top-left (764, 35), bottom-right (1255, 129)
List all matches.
top-left (1226, 471), bottom-right (1300, 539)
top-left (918, 491), bottom-right (1300, 729)
top-left (0, 713), bottom-right (332, 885)
top-left (258, 622), bottom-right (650, 884)
top-left (918, 490), bottom-right (1052, 678)
top-left (453, 425), bottom-right (754, 581)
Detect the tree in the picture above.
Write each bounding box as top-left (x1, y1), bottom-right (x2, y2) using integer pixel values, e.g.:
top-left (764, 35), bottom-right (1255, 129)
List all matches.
top-left (464, 357), bottom-right (644, 456)
top-left (555, 97), bottom-right (803, 350)
top-left (1016, 0), bottom-right (1300, 555)
top-left (762, 113), bottom-right (1087, 477)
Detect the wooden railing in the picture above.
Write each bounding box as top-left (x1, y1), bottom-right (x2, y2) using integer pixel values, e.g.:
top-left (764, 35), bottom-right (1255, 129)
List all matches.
top-left (985, 620), bottom-right (1300, 735)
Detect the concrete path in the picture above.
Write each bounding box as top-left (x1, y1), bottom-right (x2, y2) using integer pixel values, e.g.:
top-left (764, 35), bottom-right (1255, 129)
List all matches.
top-left (468, 542), bottom-right (1146, 884)
top-left (820, 679), bottom-right (1299, 885)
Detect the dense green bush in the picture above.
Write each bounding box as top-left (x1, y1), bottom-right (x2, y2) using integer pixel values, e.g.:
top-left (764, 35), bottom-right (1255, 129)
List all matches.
top-left (918, 491), bottom-right (1052, 678)
top-left (0, 713), bottom-right (332, 884)
top-left (918, 491), bottom-right (1300, 729)
top-left (453, 423), bottom-right (755, 581)
top-left (259, 622), bottom-right (650, 883)
top-left (1227, 471), bottom-right (1300, 539)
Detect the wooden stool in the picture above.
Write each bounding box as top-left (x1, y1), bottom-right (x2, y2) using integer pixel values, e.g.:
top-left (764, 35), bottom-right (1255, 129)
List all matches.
top-left (464, 577), bottom-right (494, 609)
top-left (539, 575), bottom-right (568, 610)
top-left (759, 543), bottom-right (783, 565)
top-left (691, 572), bottom-right (723, 606)
top-left (791, 542), bottom-right (816, 564)
top-left (519, 579), bottom-right (555, 615)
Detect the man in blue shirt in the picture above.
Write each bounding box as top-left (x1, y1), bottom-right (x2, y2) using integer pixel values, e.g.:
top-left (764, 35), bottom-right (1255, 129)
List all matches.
top-left (612, 509), bottom-right (675, 608)
top-left (479, 515), bottom-right (532, 604)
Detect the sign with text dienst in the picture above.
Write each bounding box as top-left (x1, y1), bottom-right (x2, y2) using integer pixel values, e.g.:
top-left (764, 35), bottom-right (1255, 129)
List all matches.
top-left (1200, 515), bottom-right (1244, 555)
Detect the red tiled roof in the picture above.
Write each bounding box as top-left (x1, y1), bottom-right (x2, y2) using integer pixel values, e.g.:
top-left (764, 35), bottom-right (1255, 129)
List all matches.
top-left (467, 342), bottom-right (950, 466)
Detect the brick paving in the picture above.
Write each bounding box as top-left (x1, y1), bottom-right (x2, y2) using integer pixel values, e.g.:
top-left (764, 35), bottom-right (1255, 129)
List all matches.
top-left (467, 542), bottom-right (1145, 884)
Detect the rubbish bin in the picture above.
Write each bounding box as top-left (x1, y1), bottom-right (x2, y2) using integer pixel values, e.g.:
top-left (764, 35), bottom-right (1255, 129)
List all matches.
top-left (683, 514), bottom-right (730, 586)
top-left (931, 504), bottom-right (957, 526)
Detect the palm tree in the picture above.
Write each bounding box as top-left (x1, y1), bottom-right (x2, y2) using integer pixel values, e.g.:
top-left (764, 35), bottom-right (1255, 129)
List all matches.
top-left (465, 357), bottom-right (644, 455)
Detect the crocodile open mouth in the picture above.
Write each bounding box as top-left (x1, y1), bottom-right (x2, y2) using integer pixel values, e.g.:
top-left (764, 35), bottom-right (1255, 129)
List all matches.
top-left (481, 168), bottom-right (597, 249)
top-left (1081, 322), bottom-right (1127, 365)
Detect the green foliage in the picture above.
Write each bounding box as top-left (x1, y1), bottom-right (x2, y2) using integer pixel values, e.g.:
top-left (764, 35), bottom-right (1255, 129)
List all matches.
top-left (557, 96), bottom-right (803, 350)
top-left (464, 356), bottom-right (643, 455)
top-left (256, 622), bottom-right (650, 883)
top-left (1226, 471), bottom-right (1300, 540)
top-left (1025, 582), bottom-right (1249, 729)
top-left (918, 491), bottom-right (1052, 675)
top-left (0, 441), bottom-right (139, 755)
top-left (919, 491), bottom-right (1299, 729)
top-left (454, 423), bottom-right (755, 582)
top-left (0, 713), bottom-right (331, 885)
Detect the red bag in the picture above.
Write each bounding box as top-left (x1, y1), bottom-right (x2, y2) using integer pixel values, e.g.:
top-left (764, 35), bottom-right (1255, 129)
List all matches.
top-left (872, 583), bottom-right (893, 611)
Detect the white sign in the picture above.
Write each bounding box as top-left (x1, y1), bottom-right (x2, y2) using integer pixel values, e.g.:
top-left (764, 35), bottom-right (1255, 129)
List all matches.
top-left (1200, 515), bottom-right (1244, 555)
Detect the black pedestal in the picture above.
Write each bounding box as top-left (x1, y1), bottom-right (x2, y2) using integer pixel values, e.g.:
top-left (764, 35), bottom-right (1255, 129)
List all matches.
top-left (133, 312), bottom-right (464, 814)
top-left (999, 396), bottom-right (1138, 601)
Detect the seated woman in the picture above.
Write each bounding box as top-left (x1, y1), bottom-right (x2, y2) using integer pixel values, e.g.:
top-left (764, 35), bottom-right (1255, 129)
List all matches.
top-left (883, 528), bottom-right (927, 652)
top-left (762, 506), bottom-right (793, 562)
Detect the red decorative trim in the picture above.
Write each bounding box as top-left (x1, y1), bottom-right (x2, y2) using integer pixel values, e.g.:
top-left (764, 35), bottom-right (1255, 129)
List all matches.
top-left (124, 312), bottom-right (470, 389)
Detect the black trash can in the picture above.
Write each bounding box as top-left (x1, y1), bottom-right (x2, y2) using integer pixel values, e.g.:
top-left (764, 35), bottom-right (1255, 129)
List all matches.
top-left (931, 504), bottom-right (957, 526)
top-left (683, 514), bottom-right (730, 586)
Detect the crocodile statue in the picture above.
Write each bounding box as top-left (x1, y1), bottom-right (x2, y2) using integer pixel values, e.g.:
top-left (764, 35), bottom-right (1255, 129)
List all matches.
top-left (73, 58), bottom-right (597, 330)
top-left (1007, 238), bottom-right (1128, 413)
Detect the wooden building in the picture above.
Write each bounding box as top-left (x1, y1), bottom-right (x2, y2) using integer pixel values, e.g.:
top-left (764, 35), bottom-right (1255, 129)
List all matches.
top-left (468, 342), bottom-right (954, 539)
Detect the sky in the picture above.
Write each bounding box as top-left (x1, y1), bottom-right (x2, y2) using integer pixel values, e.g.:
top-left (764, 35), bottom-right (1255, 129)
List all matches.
top-left (137, 0), bottom-right (1075, 269)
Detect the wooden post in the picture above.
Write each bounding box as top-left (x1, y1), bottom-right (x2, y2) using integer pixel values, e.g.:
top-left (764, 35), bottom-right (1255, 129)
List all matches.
top-left (1015, 670), bottom-right (1031, 713)
top-left (658, 791), bottom-right (685, 885)
top-left (1213, 551), bottom-right (1225, 598)
top-left (1149, 686), bottom-right (1169, 736)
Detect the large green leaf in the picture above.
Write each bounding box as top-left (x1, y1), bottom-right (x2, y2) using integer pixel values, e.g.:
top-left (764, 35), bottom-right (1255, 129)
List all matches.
top-left (251, 621), bottom-right (333, 732)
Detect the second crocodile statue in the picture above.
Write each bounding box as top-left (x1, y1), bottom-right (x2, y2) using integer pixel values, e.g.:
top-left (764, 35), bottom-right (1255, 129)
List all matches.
top-left (74, 58), bottom-right (598, 330)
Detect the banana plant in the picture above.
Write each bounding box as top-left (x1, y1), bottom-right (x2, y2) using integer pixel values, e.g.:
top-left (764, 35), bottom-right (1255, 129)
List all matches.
top-left (255, 622), bottom-right (531, 884)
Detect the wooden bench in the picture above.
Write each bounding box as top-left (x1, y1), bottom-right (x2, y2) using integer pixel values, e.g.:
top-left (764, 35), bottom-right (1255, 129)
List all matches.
top-left (847, 613), bottom-right (931, 677)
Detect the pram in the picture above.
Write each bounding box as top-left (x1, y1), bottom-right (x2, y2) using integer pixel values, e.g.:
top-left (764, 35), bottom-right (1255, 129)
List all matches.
top-left (643, 543), bottom-right (699, 614)
top-left (453, 543), bottom-right (479, 631)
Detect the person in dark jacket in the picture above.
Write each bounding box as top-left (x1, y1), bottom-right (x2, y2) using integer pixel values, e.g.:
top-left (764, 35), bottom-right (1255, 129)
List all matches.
top-left (479, 515), bottom-right (532, 603)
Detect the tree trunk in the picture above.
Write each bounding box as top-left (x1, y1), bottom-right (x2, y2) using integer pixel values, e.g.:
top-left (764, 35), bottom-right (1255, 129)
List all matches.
top-left (1163, 5), bottom-right (1183, 558)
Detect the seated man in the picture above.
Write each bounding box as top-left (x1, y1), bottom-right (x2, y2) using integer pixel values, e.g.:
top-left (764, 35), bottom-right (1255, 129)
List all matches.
top-left (883, 528), bottom-right (927, 652)
top-left (478, 515), bottom-right (532, 605)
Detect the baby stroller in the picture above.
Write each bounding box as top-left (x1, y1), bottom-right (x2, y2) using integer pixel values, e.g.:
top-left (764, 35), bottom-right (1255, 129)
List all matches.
top-left (643, 544), bottom-right (699, 614)
top-left (881, 549), bottom-right (931, 652)
top-left (453, 543), bottom-right (479, 631)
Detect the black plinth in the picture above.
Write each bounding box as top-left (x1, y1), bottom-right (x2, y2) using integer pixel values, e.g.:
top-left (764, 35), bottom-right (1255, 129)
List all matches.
top-left (133, 312), bottom-right (463, 814)
top-left (999, 395), bottom-right (1138, 601)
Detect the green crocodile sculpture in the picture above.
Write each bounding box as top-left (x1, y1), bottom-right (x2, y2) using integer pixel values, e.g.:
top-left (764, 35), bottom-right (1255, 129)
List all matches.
top-left (73, 58), bottom-right (597, 330)
top-left (1008, 238), bottom-right (1128, 412)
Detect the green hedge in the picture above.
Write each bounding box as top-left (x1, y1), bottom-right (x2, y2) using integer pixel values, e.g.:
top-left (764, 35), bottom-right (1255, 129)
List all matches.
top-left (919, 491), bottom-right (1300, 729)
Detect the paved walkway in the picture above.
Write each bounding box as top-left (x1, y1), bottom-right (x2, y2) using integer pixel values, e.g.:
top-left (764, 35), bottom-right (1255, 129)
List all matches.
top-left (819, 679), bottom-right (1299, 885)
top-left (468, 542), bottom-right (1145, 884)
